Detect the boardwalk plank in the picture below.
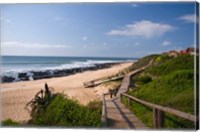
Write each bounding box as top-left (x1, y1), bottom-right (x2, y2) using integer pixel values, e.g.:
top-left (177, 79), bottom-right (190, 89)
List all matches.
top-left (105, 97), bottom-right (148, 129)
top-left (105, 59), bottom-right (154, 129)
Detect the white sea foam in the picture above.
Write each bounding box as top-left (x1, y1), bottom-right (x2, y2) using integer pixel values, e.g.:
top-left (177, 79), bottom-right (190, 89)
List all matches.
top-left (1, 60), bottom-right (125, 79)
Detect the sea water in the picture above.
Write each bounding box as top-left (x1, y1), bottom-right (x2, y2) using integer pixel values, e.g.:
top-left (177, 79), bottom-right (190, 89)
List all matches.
top-left (1, 56), bottom-right (136, 81)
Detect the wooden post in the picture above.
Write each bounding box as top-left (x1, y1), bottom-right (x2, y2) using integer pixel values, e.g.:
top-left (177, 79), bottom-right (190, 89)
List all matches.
top-left (114, 89), bottom-right (117, 97)
top-left (128, 98), bottom-right (131, 107)
top-left (92, 81), bottom-right (94, 86)
top-left (157, 110), bottom-right (164, 128)
top-left (101, 94), bottom-right (107, 127)
top-left (120, 94), bottom-right (122, 102)
top-left (153, 108), bottom-right (164, 128)
top-left (153, 108), bottom-right (158, 128)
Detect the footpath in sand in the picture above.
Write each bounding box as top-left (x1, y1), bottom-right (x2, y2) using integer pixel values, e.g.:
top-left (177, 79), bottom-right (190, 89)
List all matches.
top-left (1, 62), bottom-right (132, 123)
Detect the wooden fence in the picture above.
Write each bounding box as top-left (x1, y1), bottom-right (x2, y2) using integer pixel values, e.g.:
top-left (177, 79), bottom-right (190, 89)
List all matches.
top-left (84, 74), bottom-right (124, 88)
top-left (101, 92), bottom-right (111, 127)
top-left (120, 93), bottom-right (198, 128)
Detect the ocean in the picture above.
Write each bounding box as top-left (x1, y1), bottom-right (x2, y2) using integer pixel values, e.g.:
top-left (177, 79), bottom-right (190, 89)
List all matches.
top-left (1, 56), bottom-right (136, 82)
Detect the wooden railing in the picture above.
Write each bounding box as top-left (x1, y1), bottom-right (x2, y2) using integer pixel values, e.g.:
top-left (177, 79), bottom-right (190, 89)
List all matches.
top-left (84, 74), bottom-right (124, 88)
top-left (121, 93), bottom-right (198, 128)
top-left (101, 92), bottom-right (110, 127)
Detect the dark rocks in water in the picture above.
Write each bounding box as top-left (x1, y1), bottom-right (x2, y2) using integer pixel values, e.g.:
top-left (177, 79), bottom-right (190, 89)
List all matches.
top-left (2, 62), bottom-right (120, 83)
top-left (32, 71), bottom-right (52, 80)
top-left (18, 73), bottom-right (29, 81)
top-left (1, 76), bottom-right (16, 82)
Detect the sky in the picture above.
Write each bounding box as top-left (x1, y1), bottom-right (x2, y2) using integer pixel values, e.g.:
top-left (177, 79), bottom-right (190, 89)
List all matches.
top-left (0, 2), bottom-right (198, 58)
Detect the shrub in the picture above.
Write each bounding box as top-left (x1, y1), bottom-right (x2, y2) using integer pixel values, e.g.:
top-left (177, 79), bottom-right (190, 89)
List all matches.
top-left (135, 75), bottom-right (152, 84)
top-left (2, 119), bottom-right (20, 126)
top-left (87, 100), bottom-right (102, 115)
top-left (29, 94), bottom-right (102, 127)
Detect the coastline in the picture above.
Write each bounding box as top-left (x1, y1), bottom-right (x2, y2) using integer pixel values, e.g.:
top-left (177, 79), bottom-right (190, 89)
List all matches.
top-left (2, 62), bottom-right (122, 83)
top-left (1, 62), bottom-right (133, 122)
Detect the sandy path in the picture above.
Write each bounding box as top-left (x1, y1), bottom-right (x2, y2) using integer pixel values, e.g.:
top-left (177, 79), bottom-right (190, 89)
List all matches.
top-left (1, 62), bottom-right (132, 123)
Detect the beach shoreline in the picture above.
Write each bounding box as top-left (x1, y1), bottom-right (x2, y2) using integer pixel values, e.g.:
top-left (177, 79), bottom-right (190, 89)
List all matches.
top-left (1, 62), bottom-right (123, 83)
top-left (1, 62), bottom-right (133, 123)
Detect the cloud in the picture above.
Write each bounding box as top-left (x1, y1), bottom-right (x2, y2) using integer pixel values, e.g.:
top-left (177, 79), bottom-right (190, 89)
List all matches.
top-left (107, 20), bottom-right (175, 38)
top-left (82, 36), bottom-right (87, 40)
top-left (2, 41), bottom-right (71, 48)
top-left (162, 41), bottom-right (171, 46)
top-left (178, 14), bottom-right (197, 23)
top-left (131, 4), bottom-right (139, 7)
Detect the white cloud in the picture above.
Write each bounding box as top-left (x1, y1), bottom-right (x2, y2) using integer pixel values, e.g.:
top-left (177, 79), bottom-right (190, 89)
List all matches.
top-left (178, 14), bottom-right (197, 23)
top-left (107, 20), bottom-right (175, 38)
top-left (82, 36), bottom-right (87, 40)
top-left (2, 41), bottom-right (71, 48)
top-left (131, 4), bottom-right (139, 7)
top-left (162, 41), bottom-right (171, 46)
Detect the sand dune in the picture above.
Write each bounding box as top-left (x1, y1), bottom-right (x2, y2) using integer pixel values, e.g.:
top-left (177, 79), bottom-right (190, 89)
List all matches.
top-left (1, 62), bottom-right (132, 122)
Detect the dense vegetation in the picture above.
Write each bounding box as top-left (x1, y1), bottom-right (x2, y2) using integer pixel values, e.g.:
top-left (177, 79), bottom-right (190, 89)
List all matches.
top-left (3, 93), bottom-right (102, 127)
top-left (2, 119), bottom-right (20, 126)
top-left (123, 54), bottom-right (197, 128)
top-left (28, 94), bottom-right (102, 127)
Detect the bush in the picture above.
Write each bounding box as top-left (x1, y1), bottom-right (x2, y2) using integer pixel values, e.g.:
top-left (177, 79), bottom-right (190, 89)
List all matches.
top-left (87, 100), bottom-right (102, 115)
top-left (29, 94), bottom-right (102, 127)
top-left (2, 119), bottom-right (20, 126)
top-left (135, 75), bottom-right (152, 84)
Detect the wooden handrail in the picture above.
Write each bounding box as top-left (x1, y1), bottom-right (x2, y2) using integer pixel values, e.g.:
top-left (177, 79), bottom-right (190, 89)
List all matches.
top-left (101, 91), bottom-right (119, 127)
top-left (121, 93), bottom-right (197, 124)
top-left (84, 74), bottom-right (124, 87)
top-left (101, 94), bottom-right (107, 127)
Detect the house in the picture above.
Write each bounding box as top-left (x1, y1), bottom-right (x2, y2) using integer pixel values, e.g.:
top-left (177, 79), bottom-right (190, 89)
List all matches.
top-left (179, 50), bottom-right (187, 55)
top-left (168, 50), bottom-right (179, 57)
top-left (186, 47), bottom-right (199, 55)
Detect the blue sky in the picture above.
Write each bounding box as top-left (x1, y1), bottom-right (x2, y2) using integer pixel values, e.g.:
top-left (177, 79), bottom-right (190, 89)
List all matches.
top-left (1, 2), bottom-right (197, 58)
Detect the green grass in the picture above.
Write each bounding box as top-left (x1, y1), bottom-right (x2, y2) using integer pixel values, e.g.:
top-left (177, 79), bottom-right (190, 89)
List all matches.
top-left (2, 119), bottom-right (20, 126)
top-left (134, 74), bottom-right (152, 85)
top-left (125, 54), bottom-right (197, 128)
top-left (122, 97), bottom-right (194, 128)
top-left (120, 54), bottom-right (158, 75)
top-left (147, 54), bottom-right (194, 76)
top-left (29, 94), bottom-right (102, 127)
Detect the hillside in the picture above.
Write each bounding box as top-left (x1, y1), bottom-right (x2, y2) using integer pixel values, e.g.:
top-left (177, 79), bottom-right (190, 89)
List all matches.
top-left (125, 54), bottom-right (198, 128)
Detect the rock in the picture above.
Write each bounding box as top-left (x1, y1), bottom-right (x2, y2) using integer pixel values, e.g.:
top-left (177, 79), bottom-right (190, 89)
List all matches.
top-left (2, 62), bottom-right (121, 83)
top-left (2, 76), bottom-right (16, 83)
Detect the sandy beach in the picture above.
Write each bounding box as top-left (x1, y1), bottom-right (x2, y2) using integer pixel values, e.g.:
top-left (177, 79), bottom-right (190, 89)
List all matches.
top-left (1, 62), bottom-right (132, 123)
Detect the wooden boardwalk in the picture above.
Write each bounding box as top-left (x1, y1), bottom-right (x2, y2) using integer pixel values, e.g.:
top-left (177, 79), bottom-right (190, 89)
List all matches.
top-left (104, 59), bottom-right (154, 129)
top-left (106, 97), bottom-right (148, 129)
top-left (83, 74), bottom-right (124, 88)
top-left (103, 58), bottom-right (198, 129)
top-left (117, 59), bottom-right (154, 96)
